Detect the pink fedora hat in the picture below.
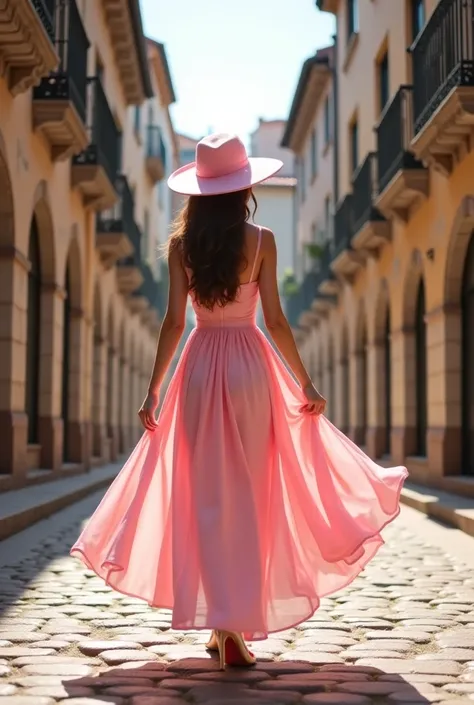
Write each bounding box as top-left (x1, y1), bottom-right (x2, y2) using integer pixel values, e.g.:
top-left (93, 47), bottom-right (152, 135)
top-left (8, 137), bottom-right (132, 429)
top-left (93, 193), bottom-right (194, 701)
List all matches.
top-left (167, 132), bottom-right (283, 196)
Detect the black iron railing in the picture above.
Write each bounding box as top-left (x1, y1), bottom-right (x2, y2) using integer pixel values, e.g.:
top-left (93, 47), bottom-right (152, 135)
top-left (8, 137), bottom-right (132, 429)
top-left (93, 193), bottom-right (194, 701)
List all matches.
top-left (33, 0), bottom-right (55, 41)
top-left (73, 77), bottom-right (121, 186)
top-left (33, 0), bottom-right (89, 123)
top-left (98, 175), bottom-right (140, 256)
top-left (147, 125), bottom-right (167, 164)
top-left (333, 195), bottom-right (354, 259)
top-left (352, 152), bottom-right (386, 234)
top-left (376, 86), bottom-right (423, 193)
top-left (411, 0), bottom-right (474, 135)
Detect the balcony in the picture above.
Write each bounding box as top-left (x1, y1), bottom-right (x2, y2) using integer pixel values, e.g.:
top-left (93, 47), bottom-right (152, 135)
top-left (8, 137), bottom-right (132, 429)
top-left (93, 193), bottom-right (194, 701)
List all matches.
top-left (71, 77), bottom-right (121, 211)
top-left (146, 125), bottom-right (166, 183)
top-left (351, 152), bottom-right (391, 256)
top-left (0, 0), bottom-right (58, 95)
top-left (313, 242), bottom-right (340, 302)
top-left (33, 0), bottom-right (89, 161)
top-left (95, 175), bottom-right (136, 269)
top-left (375, 86), bottom-right (429, 221)
top-left (331, 195), bottom-right (363, 280)
top-left (410, 0), bottom-right (474, 176)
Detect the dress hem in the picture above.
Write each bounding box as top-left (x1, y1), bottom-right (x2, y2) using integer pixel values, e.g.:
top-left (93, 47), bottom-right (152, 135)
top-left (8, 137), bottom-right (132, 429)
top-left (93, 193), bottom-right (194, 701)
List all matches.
top-left (70, 466), bottom-right (408, 642)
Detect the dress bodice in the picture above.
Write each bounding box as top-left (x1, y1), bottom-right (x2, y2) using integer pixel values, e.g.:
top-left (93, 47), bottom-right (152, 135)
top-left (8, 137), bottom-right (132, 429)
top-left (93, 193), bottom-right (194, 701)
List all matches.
top-left (191, 281), bottom-right (259, 328)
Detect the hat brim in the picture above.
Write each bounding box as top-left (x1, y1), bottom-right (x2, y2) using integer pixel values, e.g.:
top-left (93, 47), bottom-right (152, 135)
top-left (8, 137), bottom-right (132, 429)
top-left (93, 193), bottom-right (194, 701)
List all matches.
top-left (167, 157), bottom-right (284, 196)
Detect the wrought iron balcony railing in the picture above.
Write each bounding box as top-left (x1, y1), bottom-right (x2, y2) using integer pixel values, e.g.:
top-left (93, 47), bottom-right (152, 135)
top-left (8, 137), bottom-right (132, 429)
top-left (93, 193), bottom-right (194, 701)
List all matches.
top-left (352, 152), bottom-right (386, 234)
top-left (376, 85), bottom-right (423, 193)
top-left (411, 0), bottom-right (474, 135)
top-left (333, 194), bottom-right (354, 259)
top-left (97, 175), bottom-right (140, 253)
top-left (33, 0), bottom-right (56, 42)
top-left (33, 0), bottom-right (89, 123)
top-left (73, 76), bottom-right (121, 185)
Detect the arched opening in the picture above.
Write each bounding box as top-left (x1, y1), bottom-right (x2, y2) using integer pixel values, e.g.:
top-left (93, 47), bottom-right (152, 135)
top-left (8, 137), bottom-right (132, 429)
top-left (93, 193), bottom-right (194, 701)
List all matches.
top-left (61, 264), bottom-right (72, 461)
top-left (106, 306), bottom-right (115, 448)
top-left (462, 233), bottom-right (474, 474)
top-left (92, 282), bottom-right (103, 458)
top-left (341, 325), bottom-right (349, 435)
top-left (383, 307), bottom-right (392, 456)
top-left (414, 279), bottom-right (427, 456)
top-left (328, 337), bottom-right (335, 422)
top-left (25, 217), bottom-right (41, 445)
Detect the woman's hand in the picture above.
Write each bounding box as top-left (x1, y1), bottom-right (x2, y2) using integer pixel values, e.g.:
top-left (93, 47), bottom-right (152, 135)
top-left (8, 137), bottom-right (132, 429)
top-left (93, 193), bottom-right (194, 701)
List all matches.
top-left (138, 391), bottom-right (160, 431)
top-left (300, 383), bottom-right (326, 416)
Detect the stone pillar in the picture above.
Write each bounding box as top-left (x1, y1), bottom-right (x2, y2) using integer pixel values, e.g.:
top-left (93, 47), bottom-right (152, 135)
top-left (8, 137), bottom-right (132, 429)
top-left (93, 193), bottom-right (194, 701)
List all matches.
top-left (334, 354), bottom-right (349, 434)
top-left (65, 307), bottom-right (89, 466)
top-left (348, 347), bottom-right (367, 445)
top-left (38, 283), bottom-right (65, 471)
top-left (0, 248), bottom-right (29, 476)
top-left (390, 326), bottom-right (416, 465)
top-left (426, 304), bottom-right (462, 476)
top-left (107, 346), bottom-right (120, 461)
top-left (366, 338), bottom-right (387, 459)
top-left (119, 356), bottom-right (131, 453)
top-left (92, 335), bottom-right (108, 460)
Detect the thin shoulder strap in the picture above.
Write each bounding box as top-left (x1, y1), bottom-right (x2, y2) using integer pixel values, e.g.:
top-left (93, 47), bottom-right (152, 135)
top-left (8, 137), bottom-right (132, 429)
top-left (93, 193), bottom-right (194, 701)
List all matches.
top-left (248, 227), bottom-right (262, 283)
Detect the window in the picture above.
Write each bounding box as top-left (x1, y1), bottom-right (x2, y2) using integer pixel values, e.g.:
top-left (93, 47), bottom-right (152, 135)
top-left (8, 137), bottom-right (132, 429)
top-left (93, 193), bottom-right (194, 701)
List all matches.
top-left (324, 95), bottom-right (331, 144)
top-left (134, 106), bottom-right (141, 136)
top-left (347, 0), bottom-right (359, 40)
top-left (378, 51), bottom-right (389, 113)
top-left (350, 119), bottom-right (358, 175)
top-left (411, 0), bottom-right (425, 41)
top-left (310, 129), bottom-right (317, 180)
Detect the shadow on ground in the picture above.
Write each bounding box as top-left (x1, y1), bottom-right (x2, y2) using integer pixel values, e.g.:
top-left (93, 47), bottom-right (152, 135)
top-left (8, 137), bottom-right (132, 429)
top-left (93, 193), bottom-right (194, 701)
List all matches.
top-left (56, 659), bottom-right (435, 704)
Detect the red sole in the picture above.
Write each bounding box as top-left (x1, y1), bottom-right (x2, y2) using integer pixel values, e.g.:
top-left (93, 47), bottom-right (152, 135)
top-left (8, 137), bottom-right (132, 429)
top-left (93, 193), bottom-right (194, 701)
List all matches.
top-left (224, 637), bottom-right (255, 667)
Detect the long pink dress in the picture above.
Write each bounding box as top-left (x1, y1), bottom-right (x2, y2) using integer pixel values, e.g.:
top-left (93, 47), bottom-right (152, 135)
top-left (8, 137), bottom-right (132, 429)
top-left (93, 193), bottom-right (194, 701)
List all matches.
top-left (71, 228), bottom-right (408, 641)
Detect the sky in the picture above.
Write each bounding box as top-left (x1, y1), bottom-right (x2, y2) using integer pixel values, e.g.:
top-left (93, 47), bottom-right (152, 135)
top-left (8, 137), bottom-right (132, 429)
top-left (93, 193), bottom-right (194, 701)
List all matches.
top-left (140, 0), bottom-right (335, 146)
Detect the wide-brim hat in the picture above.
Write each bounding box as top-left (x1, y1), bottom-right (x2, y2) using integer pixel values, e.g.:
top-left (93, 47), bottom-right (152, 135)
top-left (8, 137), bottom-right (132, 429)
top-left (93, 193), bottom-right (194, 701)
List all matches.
top-left (168, 132), bottom-right (284, 196)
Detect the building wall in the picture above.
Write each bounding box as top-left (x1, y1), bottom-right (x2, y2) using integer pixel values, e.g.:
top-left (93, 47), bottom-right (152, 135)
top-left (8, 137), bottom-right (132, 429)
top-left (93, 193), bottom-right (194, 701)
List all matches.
top-left (291, 0), bottom-right (474, 491)
top-left (251, 119), bottom-right (295, 177)
top-left (252, 182), bottom-right (296, 279)
top-left (0, 1), bottom-right (177, 486)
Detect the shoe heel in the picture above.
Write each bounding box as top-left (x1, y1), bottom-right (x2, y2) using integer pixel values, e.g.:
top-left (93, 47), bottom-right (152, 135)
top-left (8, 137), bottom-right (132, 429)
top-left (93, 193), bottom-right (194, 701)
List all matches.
top-left (217, 630), bottom-right (226, 670)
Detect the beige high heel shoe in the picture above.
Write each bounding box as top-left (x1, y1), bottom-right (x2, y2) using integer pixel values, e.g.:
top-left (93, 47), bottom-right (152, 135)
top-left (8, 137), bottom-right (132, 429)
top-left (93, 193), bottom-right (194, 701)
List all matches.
top-left (205, 630), bottom-right (218, 651)
top-left (216, 630), bottom-right (256, 670)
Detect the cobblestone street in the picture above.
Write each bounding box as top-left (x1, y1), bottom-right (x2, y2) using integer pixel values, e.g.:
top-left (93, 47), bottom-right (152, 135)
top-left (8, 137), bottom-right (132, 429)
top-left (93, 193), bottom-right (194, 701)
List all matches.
top-left (1, 496), bottom-right (474, 705)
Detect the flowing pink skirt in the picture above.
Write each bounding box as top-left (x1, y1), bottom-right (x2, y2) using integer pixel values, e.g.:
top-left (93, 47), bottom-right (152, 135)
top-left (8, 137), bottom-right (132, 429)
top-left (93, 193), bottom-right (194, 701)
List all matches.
top-left (71, 326), bottom-right (407, 640)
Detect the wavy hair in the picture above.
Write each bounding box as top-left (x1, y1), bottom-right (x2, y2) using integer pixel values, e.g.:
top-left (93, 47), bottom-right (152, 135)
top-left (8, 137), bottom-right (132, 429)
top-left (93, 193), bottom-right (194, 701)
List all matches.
top-left (167, 189), bottom-right (257, 310)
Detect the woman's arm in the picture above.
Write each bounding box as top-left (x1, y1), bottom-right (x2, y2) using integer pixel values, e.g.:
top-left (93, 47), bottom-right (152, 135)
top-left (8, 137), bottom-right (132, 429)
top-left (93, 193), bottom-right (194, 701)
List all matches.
top-left (139, 245), bottom-right (188, 430)
top-left (258, 228), bottom-right (325, 414)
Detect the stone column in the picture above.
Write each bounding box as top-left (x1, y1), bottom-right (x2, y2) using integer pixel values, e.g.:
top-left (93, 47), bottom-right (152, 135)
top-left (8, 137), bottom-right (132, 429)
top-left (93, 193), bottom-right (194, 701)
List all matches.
top-left (65, 307), bottom-right (89, 466)
top-left (38, 283), bottom-right (66, 471)
top-left (107, 346), bottom-right (120, 461)
top-left (0, 248), bottom-right (29, 476)
top-left (348, 347), bottom-right (367, 445)
top-left (425, 304), bottom-right (462, 476)
top-left (366, 338), bottom-right (387, 459)
top-left (92, 334), bottom-right (108, 460)
top-left (334, 353), bottom-right (349, 434)
top-left (390, 325), bottom-right (416, 465)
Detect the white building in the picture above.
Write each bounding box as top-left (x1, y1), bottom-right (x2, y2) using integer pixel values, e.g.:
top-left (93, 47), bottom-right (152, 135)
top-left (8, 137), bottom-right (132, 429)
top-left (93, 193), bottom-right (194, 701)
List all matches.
top-left (250, 119), bottom-right (296, 281)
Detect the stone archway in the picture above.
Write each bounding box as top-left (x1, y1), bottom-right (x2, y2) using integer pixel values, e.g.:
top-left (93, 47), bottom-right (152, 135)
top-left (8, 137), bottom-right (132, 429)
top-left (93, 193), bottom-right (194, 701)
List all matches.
top-left (350, 299), bottom-right (368, 446)
top-left (442, 196), bottom-right (474, 475)
top-left (0, 131), bottom-right (23, 474)
top-left (61, 234), bottom-right (85, 464)
top-left (369, 279), bottom-right (391, 459)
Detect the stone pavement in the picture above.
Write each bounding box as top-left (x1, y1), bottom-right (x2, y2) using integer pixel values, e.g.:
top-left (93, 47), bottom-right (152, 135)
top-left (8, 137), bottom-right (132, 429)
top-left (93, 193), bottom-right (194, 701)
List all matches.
top-left (1, 494), bottom-right (474, 704)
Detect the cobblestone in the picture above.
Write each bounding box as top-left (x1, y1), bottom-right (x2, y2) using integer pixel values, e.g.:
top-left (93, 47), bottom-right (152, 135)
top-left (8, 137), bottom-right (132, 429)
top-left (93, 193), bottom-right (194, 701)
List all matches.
top-left (2, 500), bottom-right (474, 704)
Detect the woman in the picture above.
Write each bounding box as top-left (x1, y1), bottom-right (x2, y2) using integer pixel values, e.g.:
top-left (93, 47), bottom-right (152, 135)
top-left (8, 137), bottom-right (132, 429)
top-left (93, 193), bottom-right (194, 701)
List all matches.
top-left (71, 133), bottom-right (407, 670)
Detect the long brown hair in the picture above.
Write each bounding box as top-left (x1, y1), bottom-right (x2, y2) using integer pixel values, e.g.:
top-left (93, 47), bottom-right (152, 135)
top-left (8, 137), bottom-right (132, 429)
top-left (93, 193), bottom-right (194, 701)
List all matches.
top-left (168, 189), bottom-right (257, 310)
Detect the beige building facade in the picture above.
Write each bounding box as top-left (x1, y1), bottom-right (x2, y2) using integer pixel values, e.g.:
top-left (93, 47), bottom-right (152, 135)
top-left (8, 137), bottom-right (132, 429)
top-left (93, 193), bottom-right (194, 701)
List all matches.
top-left (286, 0), bottom-right (474, 494)
top-left (0, 0), bottom-right (178, 488)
